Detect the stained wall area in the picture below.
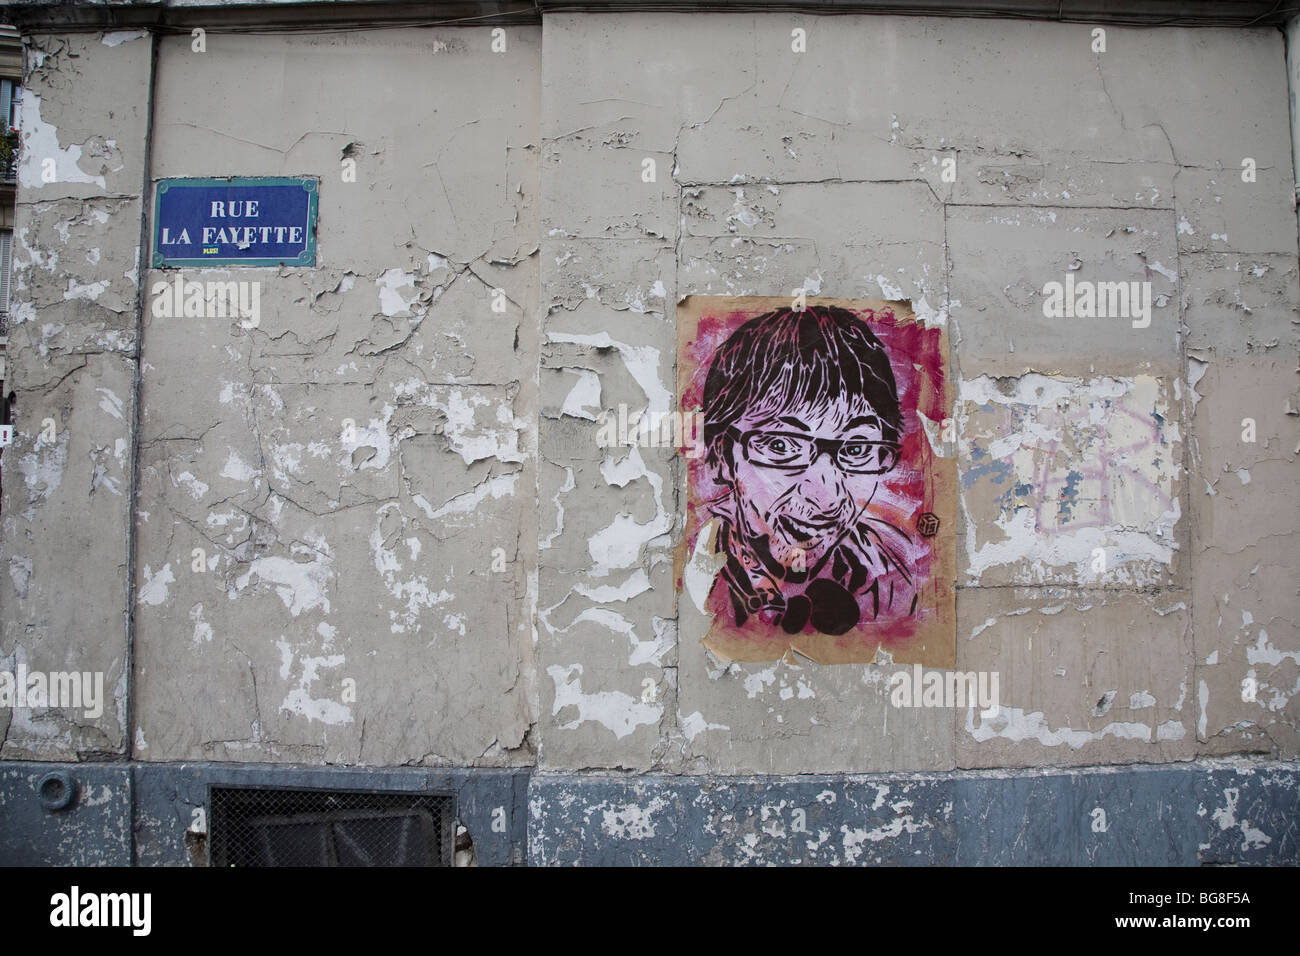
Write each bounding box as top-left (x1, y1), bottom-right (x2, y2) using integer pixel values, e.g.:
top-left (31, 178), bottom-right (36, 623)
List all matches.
top-left (0, 5), bottom-right (1296, 865)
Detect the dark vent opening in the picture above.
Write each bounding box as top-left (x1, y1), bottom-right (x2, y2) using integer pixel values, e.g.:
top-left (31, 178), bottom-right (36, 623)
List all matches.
top-left (209, 786), bottom-right (455, 867)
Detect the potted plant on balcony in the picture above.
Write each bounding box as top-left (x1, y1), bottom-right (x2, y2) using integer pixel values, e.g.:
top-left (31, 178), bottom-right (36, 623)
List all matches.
top-left (0, 126), bottom-right (19, 179)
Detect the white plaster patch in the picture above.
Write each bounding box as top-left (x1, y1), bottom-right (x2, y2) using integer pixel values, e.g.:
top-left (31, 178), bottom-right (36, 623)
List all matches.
top-left (102, 30), bottom-right (147, 46)
top-left (547, 331), bottom-right (671, 417)
top-left (547, 663), bottom-right (661, 739)
top-left (276, 640), bottom-right (352, 726)
top-left (573, 569), bottom-right (651, 603)
top-left (680, 710), bottom-right (730, 741)
top-left (340, 403), bottom-right (395, 472)
top-left (368, 503), bottom-right (454, 634)
top-left (190, 603), bottom-right (213, 644)
top-left (588, 447), bottom-right (671, 576)
top-left (174, 471), bottom-right (208, 501)
top-left (1210, 787), bottom-right (1272, 852)
top-left (233, 536), bottom-right (334, 617)
top-left (375, 269), bottom-right (417, 316)
top-left (1246, 630), bottom-right (1300, 667)
top-left (64, 279), bottom-right (111, 302)
top-left (1129, 691), bottom-right (1156, 709)
top-left (684, 517), bottom-right (726, 614)
top-left (540, 467), bottom-right (575, 550)
top-left (842, 814), bottom-right (932, 863)
top-left (19, 92), bottom-right (108, 190)
top-left (966, 704), bottom-right (1160, 749)
top-left (96, 387), bottom-right (124, 420)
top-left (558, 368), bottom-right (602, 421)
top-left (220, 450), bottom-right (260, 483)
top-left (598, 796), bottom-right (669, 840)
top-left (138, 563), bottom-right (175, 606)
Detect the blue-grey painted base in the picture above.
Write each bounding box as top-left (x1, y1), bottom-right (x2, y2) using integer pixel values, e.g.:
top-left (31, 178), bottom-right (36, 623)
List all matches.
top-left (1, 759), bottom-right (1295, 865)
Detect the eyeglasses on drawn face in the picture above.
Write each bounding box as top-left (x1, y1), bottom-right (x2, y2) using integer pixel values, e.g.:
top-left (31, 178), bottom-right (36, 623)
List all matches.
top-left (729, 428), bottom-right (901, 475)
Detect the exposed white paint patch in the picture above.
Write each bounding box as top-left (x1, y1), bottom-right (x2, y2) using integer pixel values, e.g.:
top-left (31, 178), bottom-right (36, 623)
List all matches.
top-left (842, 814), bottom-right (931, 862)
top-left (1187, 357), bottom-right (1209, 412)
top-left (573, 569), bottom-right (651, 603)
top-left (96, 387), bottom-right (124, 420)
top-left (1247, 630), bottom-right (1300, 667)
top-left (743, 665), bottom-right (779, 699)
top-left (542, 606), bottom-right (672, 667)
top-left (559, 368), bottom-right (602, 421)
top-left (547, 331), bottom-right (671, 417)
top-left (589, 447), bottom-right (671, 576)
top-left (220, 450), bottom-right (259, 483)
top-left (190, 604), bottom-right (213, 644)
top-left (375, 269), bottom-right (417, 316)
top-left (967, 705), bottom-right (1158, 748)
top-left (233, 535), bottom-right (334, 617)
top-left (1198, 680), bottom-right (1209, 738)
top-left (428, 389), bottom-right (524, 465)
top-left (368, 503), bottom-right (453, 633)
top-left (102, 30), bottom-right (147, 46)
top-left (64, 279), bottom-right (111, 302)
top-left (540, 466), bottom-right (575, 551)
top-left (1129, 691), bottom-right (1156, 709)
top-left (19, 92), bottom-right (108, 190)
top-left (174, 471), bottom-right (208, 500)
top-left (1146, 260), bottom-right (1178, 283)
top-left (1210, 787), bottom-right (1272, 851)
top-left (340, 403), bottom-right (395, 471)
top-left (138, 563), bottom-right (175, 606)
top-left (680, 710), bottom-right (730, 741)
top-left (277, 642), bottom-right (352, 726)
top-left (684, 517), bottom-right (726, 614)
top-left (872, 275), bottom-right (905, 300)
top-left (414, 473), bottom-right (518, 521)
top-left (599, 796), bottom-right (668, 840)
top-left (1236, 468), bottom-right (1251, 485)
top-left (547, 663), bottom-right (661, 739)
top-left (1156, 720), bottom-right (1186, 741)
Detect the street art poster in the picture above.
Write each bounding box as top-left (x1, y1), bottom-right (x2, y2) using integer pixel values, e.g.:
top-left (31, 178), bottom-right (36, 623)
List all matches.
top-left (676, 296), bottom-right (956, 666)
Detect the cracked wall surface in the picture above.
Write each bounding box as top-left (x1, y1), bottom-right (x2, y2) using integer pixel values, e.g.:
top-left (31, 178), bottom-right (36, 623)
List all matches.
top-left (0, 33), bottom-right (147, 760)
top-left (535, 13), bottom-right (1298, 776)
top-left (0, 14), bottom-right (1296, 795)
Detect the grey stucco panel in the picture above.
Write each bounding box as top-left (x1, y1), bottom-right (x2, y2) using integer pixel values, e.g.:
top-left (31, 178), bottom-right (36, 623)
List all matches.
top-left (527, 759), bottom-right (1300, 865)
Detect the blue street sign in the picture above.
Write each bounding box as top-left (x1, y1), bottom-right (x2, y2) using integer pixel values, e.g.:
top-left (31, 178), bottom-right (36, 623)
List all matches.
top-left (152, 176), bottom-right (318, 268)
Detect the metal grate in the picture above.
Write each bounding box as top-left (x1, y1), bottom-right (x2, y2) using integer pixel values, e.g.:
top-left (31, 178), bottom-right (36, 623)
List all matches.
top-left (209, 786), bottom-right (455, 867)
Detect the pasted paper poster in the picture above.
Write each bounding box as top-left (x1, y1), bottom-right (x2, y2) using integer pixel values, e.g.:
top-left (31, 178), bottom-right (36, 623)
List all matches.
top-left (676, 296), bottom-right (955, 666)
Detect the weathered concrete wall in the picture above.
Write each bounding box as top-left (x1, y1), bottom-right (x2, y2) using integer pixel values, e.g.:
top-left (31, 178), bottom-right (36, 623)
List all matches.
top-left (3, 26), bottom-right (543, 766)
top-left (134, 27), bottom-right (542, 765)
top-left (535, 14), bottom-right (1298, 775)
top-left (0, 10), bottom-right (1296, 863)
top-left (0, 33), bottom-right (149, 759)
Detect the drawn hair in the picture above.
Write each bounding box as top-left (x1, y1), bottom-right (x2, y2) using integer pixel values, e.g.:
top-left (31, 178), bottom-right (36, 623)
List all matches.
top-left (702, 305), bottom-right (902, 469)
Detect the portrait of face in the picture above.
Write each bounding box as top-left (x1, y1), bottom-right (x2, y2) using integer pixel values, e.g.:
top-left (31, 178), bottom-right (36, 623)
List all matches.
top-left (722, 391), bottom-right (898, 577)
top-left (677, 296), bottom-right (955, 665)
